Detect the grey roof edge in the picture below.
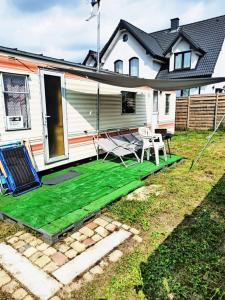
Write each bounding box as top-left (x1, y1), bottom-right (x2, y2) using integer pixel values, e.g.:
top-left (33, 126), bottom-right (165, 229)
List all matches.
top-left (0, 45), bottom-right (95, 71)
top-left (149, 14), bottom-right (225, 35)
top-left (82, 49), bottom-right (97, 65)
top-left (119, 19), bottom-right (165, 58)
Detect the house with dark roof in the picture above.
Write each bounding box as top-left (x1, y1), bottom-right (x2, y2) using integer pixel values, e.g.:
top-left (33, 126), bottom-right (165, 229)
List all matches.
top-left (83, 15), bottom-right (225, 96)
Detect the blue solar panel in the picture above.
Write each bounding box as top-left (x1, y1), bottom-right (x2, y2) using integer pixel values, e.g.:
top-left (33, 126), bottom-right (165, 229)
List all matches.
top-left (0, 143), bottom-right (41, 196)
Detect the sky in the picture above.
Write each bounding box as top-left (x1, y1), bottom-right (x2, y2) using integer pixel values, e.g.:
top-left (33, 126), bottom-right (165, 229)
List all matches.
top-left (0, 0), bottom-right (225, 63)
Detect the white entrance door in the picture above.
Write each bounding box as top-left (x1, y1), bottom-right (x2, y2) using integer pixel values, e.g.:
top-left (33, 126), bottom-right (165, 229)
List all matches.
top-left (152, 90), bottom-right (159, 131)
top-left (40, 70), bottom-right (68, 164)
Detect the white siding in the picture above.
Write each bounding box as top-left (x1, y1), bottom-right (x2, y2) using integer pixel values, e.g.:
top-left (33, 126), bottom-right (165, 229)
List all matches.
top-left (0, 65), bottom-right (168, 171)
top-left (0, 52), bottom-right (176, 171)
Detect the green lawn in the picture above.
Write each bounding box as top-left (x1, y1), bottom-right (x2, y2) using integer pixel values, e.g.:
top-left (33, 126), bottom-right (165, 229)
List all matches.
top-left (0, 131), bottom-right (225, 300)
top-left (72, 130), bottom-right (225, 300)
top-left (0, 154), bottom-right (181, 237)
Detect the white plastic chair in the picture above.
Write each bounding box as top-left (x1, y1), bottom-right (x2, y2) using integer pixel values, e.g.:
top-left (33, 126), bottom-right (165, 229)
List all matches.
top-left (138, 127), bottom-right (167, 165)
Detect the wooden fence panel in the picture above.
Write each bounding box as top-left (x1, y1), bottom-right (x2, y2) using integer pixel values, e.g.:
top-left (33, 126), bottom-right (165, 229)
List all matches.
top-left (175, 94), bottom-right (225, 130)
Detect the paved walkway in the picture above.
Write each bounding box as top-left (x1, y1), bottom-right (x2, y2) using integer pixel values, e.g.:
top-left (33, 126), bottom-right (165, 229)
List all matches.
top-left (0, 215), bottom-right (142, 300)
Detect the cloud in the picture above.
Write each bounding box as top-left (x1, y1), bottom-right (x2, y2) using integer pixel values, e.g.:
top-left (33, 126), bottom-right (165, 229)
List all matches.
top-left (9, 0), bottom-right (82, 13)
top-left (0, 0), bottom-right (224, 63)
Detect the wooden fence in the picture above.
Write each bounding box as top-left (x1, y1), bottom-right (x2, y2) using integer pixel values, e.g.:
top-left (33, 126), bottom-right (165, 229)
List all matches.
top-left (175, 94), bottom-right (225, 130)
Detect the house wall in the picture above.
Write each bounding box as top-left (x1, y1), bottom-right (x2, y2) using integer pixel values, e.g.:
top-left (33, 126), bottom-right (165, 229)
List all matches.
top-left (102, 31), bottom-right (161, 79)
top-left (0, 52), bottom-right (175, 171)
top-left (195, 39), bottom-right (225, 95)
top-left (209, 38), bottom-right (225, 93)
top-left (101, 31), bottom-right (176, 133)
top-left (199, 38), bottom-right (225, 94)
top-left (158, 91), bottom-right (176, 130)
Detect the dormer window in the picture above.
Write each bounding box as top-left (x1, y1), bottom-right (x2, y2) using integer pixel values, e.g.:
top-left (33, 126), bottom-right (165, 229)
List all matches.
top-left (174, 51), bottom-right (191, 70)
top-left (114, 60), bottom-right (123, 74)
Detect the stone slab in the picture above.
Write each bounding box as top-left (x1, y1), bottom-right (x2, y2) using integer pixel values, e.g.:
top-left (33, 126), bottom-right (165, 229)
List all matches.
top-left (53, 229), bottom-right (131, 285)
top-left (0, 244), bottom-right (62, 300)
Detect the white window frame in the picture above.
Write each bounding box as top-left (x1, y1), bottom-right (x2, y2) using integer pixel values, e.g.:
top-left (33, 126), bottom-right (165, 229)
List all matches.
top-left (1, 72), bottom-right (31, 131)
top-left (114, 60), bottom-right (123, 74)
top-left (153, 90), bottom-right (159, 113)
top-left (129, 57), bottom-right (139, 77)
top-left (165, 94), bottom-right (171, 115)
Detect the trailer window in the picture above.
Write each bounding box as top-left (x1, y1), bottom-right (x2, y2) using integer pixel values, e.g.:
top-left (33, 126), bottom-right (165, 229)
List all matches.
top-left (121, 91), bottom-right (136, 114)
top-left (2, 73), bottom-right (30, 130)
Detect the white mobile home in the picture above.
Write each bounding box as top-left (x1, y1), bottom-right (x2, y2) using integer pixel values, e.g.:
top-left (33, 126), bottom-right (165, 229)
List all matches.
top-left (0, 47), bottom-right (176, 171)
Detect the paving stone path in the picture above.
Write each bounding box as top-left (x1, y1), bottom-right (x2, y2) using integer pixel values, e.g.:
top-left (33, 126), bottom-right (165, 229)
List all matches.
top-left (0, 215), bottom-right (142, 299)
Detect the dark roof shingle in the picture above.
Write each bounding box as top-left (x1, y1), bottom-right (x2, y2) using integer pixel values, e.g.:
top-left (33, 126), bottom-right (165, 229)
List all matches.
top-left (152, 15), bottom-right (225, 78)
top-left (100, 19), bottom-right (167, 62)
top-left (98, 15), bottom-right (225, 79)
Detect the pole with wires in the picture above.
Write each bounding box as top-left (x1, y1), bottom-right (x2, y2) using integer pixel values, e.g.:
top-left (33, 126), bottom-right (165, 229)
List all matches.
top-left (189, 111), bottom-right (225, 171)
top-left (86, 0), bottom-right (101, 159)
top-left (96, 4), bottom-right (100, 159)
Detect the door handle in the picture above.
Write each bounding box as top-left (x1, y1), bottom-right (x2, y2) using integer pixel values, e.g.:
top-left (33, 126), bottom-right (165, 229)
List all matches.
top-left (44, 115), bottom-right (51, 125)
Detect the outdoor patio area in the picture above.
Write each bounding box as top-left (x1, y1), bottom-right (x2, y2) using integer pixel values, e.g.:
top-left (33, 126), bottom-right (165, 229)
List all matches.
top-left (0, 154), bottom-right (182, 242)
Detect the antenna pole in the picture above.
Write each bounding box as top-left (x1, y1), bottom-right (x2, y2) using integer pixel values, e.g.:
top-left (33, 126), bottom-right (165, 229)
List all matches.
top-left (96, 1), bottom-right (101, 159)
top-left (97, 5), bottom-right (100, 72)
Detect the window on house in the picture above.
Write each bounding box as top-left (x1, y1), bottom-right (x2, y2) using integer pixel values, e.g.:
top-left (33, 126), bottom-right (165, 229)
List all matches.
top-left (123, 34), bottom-right (128, 42)
top-left (190, 87), bottom-right (201, 95)
top-left (2, 73), bottom-right (30, 130)
top-left (183, 52), bottom-right (191, 68)
top-left (215, 88), bottom-right (223, 93)
top-left (174, 51), bottom-right (191, 70)
top-left (182, 89), bottom-right (190, 96)
top-left (114, 60), bottom-right (123, 74)
top-left (176, 89), bottom-right (190, 97)
top-left (129, 57), bottom-right (139, 76)
top-left (153, 90), bottom-right (158, 113)
top-left (121, 91), bottom-right (136, 114)
top-left (176, 90), bottom-right (182, 97)
top-left (165, 94), bottom-right (170, 115)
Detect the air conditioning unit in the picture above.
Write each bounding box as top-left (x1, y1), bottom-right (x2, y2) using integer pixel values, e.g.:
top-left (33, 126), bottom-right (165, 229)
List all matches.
top-left (6, 116), bottom-right (24, 130)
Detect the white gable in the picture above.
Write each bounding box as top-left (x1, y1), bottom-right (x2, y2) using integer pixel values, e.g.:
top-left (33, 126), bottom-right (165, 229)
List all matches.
top-left (102, 31), bottom-right (162, 79)
top-left (172, 38), bottom-right (190, 53)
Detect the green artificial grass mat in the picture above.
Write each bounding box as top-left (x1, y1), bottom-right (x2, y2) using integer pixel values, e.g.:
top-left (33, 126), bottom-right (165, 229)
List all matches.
top-left (0, 154), bottom-right (182, 235)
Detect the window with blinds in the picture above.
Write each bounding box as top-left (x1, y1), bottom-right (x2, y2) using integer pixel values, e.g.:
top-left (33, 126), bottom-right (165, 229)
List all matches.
top-left (2, 73), bottom-right (30, 130)
top-left (121, 91), bottom-right (136, 114)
